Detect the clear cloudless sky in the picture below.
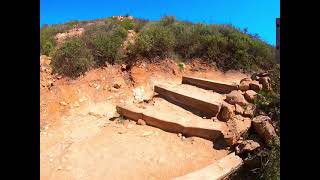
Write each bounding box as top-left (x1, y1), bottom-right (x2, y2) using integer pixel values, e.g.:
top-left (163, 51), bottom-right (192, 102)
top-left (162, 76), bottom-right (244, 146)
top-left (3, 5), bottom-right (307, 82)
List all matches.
top-left (40, 0), bottom-right (279, 45)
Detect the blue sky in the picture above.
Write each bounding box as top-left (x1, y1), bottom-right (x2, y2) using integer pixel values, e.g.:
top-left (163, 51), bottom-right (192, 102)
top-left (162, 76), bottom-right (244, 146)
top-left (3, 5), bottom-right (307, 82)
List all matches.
top-left (40, 0), bottom-right (279, 45)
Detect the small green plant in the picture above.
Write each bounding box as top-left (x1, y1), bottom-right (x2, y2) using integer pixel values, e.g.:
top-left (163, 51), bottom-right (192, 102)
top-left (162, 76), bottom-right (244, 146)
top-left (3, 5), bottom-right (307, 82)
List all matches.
top-left (51, 38), bottom-right (94, 78)
top-left (117, 115), bottom-right (126, 124)
top-left (178, 62), bottom-right (185, 71)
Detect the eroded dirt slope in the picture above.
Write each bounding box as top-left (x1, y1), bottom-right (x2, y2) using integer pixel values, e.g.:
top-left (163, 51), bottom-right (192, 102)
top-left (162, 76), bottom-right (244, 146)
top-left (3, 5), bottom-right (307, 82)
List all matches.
top-left (40, 57), bottom-right (249, 180)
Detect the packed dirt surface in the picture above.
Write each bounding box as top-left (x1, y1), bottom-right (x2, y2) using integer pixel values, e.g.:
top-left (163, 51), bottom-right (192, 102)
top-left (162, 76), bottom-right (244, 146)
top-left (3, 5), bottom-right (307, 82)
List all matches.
top-left (40, 56), bottom-right (249, 180)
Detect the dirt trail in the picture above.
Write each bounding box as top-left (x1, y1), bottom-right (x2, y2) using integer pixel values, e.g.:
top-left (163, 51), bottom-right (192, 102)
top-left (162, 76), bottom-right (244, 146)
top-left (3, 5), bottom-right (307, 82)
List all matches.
top-left (40, 57), bottom-right (249, 180)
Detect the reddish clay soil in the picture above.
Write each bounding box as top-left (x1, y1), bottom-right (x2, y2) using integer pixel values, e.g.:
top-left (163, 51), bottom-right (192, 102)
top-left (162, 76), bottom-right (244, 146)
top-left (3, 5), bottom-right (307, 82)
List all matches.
top-left (40, 57), bottom-right (249, 180)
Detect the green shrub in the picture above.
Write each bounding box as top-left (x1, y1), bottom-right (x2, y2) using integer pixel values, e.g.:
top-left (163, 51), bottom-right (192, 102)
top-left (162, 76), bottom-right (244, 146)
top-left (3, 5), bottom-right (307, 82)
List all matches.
top-left (260, 137), bottom-right (280, 180)
top-left (83, 21), bottom-right (128, 65)
top-left (253, 66), bottom-right (280, 180)
top-left (133, 18), bottom-right (148, 32)
top-left (51, 38), bottom-right (94, 78)
top-left (40, 26), bottom-right (60, 55)
top-left (129, 24), bottom-right (175, 59)
top-left (160, 16), bottom-right (176, 26)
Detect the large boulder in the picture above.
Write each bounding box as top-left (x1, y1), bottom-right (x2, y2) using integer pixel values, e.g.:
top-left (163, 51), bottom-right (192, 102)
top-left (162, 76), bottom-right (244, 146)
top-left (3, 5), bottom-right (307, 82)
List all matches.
top-left (226, 115), bottom-right (251, 144)
top-left (243, 104), bottom-right (256, 118)
top-left (249, 81), bottom-right (262, 92)
top-left (239, 80), bottom-right (251, 91)
top-left (235, 104), bottom-right (244, 115)
top-left (218, 102), bottom-right (235, 121)
top-left (244, 90), bottom-right (257, 103)
top-left (259, 77), bottom-right (272, 91)
top-left (235, 140), bottom-right (260, 155)
top-left (252, 115), bottom-right (277, 142)
top-left (232, 115), bottom-right (252, 137)
top-left (225, 90), bottom-right (248, 106)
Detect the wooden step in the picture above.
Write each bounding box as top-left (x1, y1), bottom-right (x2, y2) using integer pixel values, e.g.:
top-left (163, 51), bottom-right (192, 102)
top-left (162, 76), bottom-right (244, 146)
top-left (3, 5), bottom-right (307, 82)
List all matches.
top-left (172, 152), bottom-right (243, 180)
top-left (116, 98), bottom-right (234, 143)
top-left (182, 76), bottom-right (239, 94)
top-left (154, 84), bottom-right (225, 118)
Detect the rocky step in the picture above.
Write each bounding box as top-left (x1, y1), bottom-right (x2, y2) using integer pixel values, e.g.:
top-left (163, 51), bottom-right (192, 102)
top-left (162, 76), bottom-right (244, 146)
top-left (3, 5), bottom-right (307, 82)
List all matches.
top-left (182, 76), bottom-right (239, 94)
top-left (172, 152), bottom-right (243, 180)
top-left (116, 98), bottom-right (234, 143)
top-left (154, 84), bottom-right (225, 118)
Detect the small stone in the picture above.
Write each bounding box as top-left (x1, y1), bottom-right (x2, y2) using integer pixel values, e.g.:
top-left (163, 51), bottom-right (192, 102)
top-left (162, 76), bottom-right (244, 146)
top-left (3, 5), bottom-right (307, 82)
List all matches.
top-left (127, 124), bottom-right (133, 129)
top-left (60, 101), bottom-right (68, 106)
top-left (121, 64), bottom-right (127, 70)
top-left (49, 158), bottom-right (53, 162)
top-left (177, 133), bottom-right (182, 138)
top-left (113, 83), bottom-right (121, 89)
top-left (57, 166), bottom-right (62, 170)
top-left (137, 119), bottom-right (146, 126)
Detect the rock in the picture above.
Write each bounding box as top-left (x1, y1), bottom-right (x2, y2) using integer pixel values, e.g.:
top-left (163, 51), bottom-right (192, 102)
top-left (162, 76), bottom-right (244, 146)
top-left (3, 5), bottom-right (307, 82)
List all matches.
top-left (240, 78), bottom-right (252, 83)
top-left (252, 115), bottom-right (277, 142)
top-left (123, 119), bottom-right (130, 126)
top-left (249, 81), bottom-right (262, 92)
top-left (178, 133), bottom-right (182, 138)
top-left (243, 104), bottom-right (256, 118)
top-left (137, 119), bottom-right (146, 126)
top-left (259, 77), bottom-right (272, 91)
top-left (251, 73), bottom-right (260, 81)
top-left (232, 115), bottom-right (252, 137)
top-left (60, 101), bottom-right (68, 106)
top-left (225, 90), bottom-right (248, 106)
top-left (235, 140), bottom-right (260, 155)
top-left (244, 90), bottom-right (257, 103)
top-left (218, 102), bottom-right (235, 121)
top-left (239, 80), bottom-right (250, 91)
top-left (113, 83), bottom-right (121, 89)
top-left (235, 104), bottom-right (244, 115)
top-left (121, 64), bottom-right (127, 71)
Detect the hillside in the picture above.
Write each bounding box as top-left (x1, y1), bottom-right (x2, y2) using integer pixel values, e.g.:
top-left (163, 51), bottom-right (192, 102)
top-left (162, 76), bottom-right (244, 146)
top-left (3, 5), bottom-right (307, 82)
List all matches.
top-left (40, 15), bottom-right (276, 79)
